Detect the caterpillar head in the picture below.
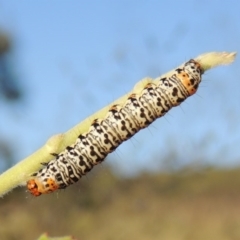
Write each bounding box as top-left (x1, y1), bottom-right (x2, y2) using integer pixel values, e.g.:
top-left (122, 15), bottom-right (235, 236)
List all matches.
top-left (27, 177), bottom-right (59, 196)
top-left (181, 59), bottom-right (204, 95)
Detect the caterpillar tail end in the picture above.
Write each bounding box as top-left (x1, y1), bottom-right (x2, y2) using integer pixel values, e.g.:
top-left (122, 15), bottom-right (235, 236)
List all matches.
top-left (195, 51), bottom-right (237, 72)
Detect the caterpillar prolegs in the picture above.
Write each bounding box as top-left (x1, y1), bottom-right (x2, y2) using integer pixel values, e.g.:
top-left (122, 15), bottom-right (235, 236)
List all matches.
top-left (27, 59), bottom-right (203, 196)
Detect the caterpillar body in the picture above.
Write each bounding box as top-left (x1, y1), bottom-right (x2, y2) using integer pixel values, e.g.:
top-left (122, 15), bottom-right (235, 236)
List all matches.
top-left (27, 59), bottom-right (203, 196)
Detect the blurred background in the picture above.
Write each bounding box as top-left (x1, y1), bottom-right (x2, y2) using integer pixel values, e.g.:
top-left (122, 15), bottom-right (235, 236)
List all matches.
top-left (0, 1), bottom-right (240, 240)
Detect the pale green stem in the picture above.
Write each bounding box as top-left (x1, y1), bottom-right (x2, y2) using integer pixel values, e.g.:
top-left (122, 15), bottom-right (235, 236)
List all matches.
top-left (0, 51), bottom-right (236, 197)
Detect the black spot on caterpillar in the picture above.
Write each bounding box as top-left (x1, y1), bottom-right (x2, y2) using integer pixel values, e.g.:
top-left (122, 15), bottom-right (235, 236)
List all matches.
top-left (27, 59), bottom-right (203, 196)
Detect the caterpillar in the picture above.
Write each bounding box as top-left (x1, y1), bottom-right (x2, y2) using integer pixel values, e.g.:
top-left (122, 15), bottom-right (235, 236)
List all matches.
top-left (27, 59), bottom-right (203, 196)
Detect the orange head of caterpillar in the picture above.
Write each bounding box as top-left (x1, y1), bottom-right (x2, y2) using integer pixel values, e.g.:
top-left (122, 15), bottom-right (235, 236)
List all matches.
top-left (178, 59), bottom-right (203, 96)
top-left (177, 71), bottom-right (198, 95)
top-left (27, 177), bottom-right (59, 196)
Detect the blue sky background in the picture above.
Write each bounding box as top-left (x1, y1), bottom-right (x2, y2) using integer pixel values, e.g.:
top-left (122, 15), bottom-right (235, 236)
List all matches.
top-left (0, 1), bottom-right (239, 175)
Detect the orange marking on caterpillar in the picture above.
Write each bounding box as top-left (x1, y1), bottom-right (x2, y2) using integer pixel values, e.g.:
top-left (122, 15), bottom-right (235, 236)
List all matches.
top-left (27, 178), bottom-right (59, 196)
top-left (177, 72), bottom-right (197, 95)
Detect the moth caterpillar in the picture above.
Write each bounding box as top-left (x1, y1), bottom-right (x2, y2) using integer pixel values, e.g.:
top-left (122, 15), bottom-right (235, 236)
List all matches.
top-left (26, 55), bottom-right (228, 196)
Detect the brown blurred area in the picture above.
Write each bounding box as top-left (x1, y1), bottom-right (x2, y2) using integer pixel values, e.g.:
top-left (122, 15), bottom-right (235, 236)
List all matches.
top-left (1, 166), bottom-right (240, 240)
